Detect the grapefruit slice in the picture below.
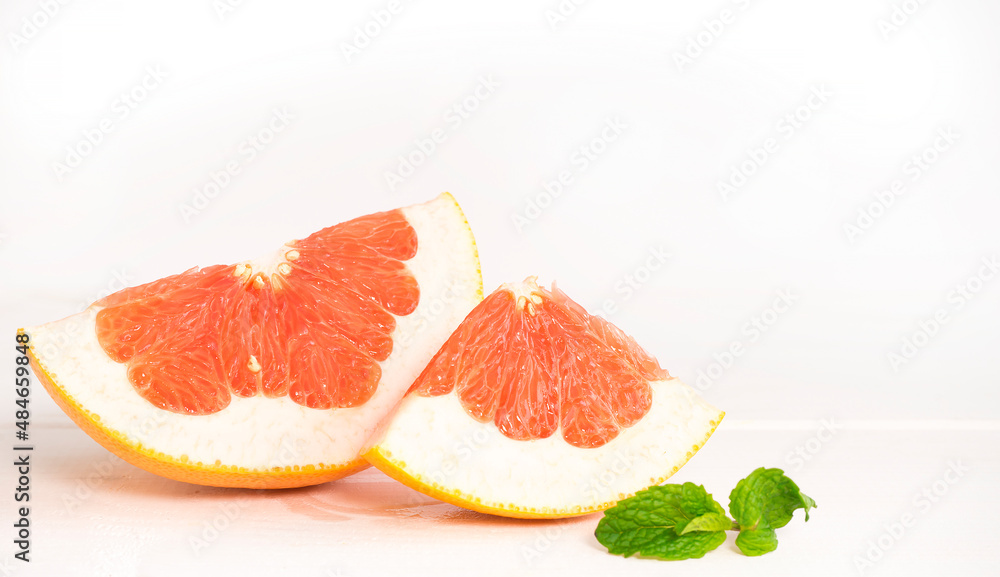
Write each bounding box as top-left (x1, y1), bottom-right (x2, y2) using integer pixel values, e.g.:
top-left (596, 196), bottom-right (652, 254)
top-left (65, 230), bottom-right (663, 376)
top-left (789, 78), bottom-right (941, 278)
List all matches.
top-left (364, 277), bottom-right (724, 518)
top-left (23, 193), bottom-right (482, 488)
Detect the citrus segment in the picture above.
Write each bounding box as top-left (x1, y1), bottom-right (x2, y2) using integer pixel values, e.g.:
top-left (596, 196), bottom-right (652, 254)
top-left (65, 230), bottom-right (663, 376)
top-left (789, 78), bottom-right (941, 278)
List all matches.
top-left (25, 193), bottom-right (483, 488)
top-left (409, 279), bottom-right (666, 448)
top-left (365, 277), bottom-right (724, 518)
top-left (94, 209), bottom-right (417, 415)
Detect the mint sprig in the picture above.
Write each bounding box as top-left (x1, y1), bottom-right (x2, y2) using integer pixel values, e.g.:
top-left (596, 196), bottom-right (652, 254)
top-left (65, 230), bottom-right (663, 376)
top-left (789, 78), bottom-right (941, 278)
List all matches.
top-left (595, 467), bottom-right (815, 561)
top-left (594, 483), bottom-right (729, 560)
top-left (729, 467), bottom-right (816, 556)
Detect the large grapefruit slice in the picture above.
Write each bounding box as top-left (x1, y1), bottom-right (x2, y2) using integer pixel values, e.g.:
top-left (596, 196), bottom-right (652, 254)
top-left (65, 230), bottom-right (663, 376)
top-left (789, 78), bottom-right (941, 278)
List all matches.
top-left (23, 193), bottom-right (482, 488)
top-left (364, 277), bottom-right (724, 518)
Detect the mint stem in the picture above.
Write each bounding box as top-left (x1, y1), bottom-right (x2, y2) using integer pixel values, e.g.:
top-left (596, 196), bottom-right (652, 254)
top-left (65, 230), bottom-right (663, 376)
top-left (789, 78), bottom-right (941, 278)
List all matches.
top-left (729, 521), bottom-right (741, 531)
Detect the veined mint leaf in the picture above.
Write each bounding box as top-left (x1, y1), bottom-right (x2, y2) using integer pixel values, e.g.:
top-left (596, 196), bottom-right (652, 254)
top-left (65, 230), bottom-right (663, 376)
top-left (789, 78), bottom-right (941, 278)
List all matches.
top-left (595, 483), bottom-right (730, 560)
top-left (729, 467), bottom-right (816, 529)
top-left (679, 512), bottom-right (733, 535)
top-left (735, 526), bottom-right (778, 556)
top-left (728, 467), bottom-right (816, 556)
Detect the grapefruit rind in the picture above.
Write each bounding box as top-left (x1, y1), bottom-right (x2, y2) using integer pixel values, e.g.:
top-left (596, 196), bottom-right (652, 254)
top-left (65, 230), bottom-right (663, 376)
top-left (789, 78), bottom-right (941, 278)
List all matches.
top-left (23, 193), bottom-right (483, 488)
top-left (25, 338), bottom-right (366, 488)
top-left (364, 377), bottom-right (723, 519)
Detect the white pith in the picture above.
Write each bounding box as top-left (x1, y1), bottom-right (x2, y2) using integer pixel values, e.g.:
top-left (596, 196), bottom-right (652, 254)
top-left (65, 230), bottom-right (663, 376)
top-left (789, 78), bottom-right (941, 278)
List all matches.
top-left (372, 378), bottom-right (723, 515)
top-left (28, 193), bottom-right (481, 472)
top-left (502, 276), bottom-right (544, 310)
top-left (235, 244), bottom-right (298, 285)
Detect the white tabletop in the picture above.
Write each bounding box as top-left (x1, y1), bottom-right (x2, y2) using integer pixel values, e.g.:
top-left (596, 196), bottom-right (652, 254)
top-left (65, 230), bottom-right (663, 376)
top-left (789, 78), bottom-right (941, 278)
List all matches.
top-left (8, 418), bottom-right (996, 577)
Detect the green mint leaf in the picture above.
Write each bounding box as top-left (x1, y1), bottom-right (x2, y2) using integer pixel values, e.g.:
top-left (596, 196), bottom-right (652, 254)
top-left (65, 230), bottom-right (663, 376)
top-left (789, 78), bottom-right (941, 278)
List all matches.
top-left (728, 467), bottom-right (816, 556)
top-left (595, 483), bottom-right (730, 560)
top-left (735, 526), bottom-right (778, 556)
top-left (679, 512), bottom-right (733, 535)
top-left (729, 467), bottom-right (816, 530)
top-left (596, 518), bottom-right (727, 561)
top-left (799, 492), bottom-right (817, 522)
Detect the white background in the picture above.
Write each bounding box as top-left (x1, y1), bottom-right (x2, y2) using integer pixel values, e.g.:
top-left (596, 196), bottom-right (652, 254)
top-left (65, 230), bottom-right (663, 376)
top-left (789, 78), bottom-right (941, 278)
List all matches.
top-left (1, 0), bottom-right (998, 575)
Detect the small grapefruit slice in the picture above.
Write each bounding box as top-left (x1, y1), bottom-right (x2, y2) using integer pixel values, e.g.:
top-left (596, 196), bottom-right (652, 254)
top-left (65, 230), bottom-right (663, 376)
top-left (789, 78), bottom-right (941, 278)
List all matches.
top-left (364, 277), bottom-right (724, 518)
top-left (23, 193), bottom-right (482, 489)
